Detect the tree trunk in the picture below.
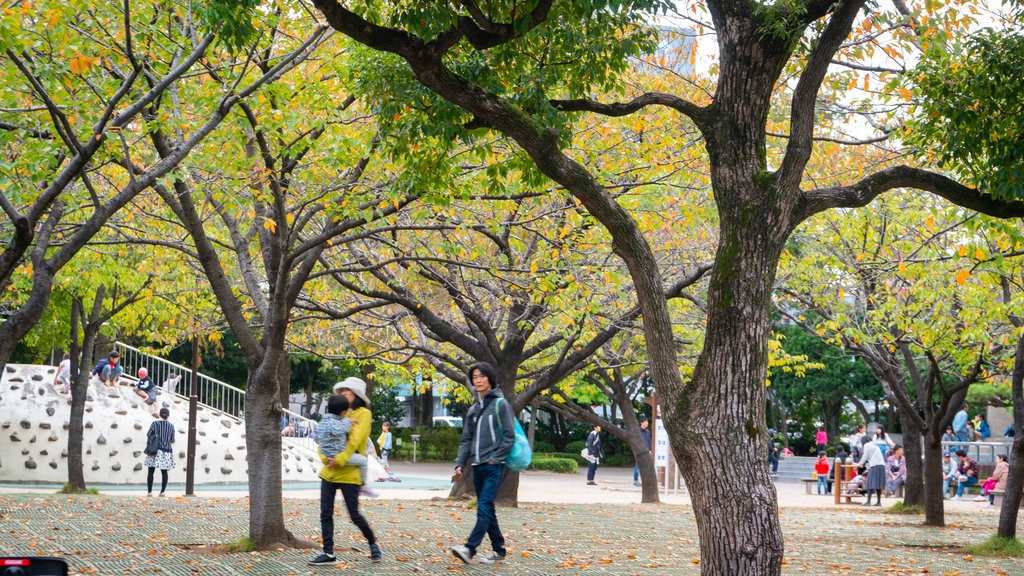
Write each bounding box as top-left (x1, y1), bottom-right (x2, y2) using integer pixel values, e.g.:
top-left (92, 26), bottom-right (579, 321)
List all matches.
top-left (901, 422), bottom-right (924, 507)
top-left (245, 356), bottom-right (307, 549)
top-left (66, 297), bottom-right (86, 492)
top-left (922, 429), bottom-right (945, 526)
top-left (667, 204), bottom-right (786, 575)
top-left (67, 289), bottom-right (108, 492)
top-left (997, 332), bottom-right (1024, 538)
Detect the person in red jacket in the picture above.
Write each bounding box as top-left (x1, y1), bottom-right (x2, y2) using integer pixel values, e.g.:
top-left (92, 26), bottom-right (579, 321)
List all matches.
top-left (815, 452), bottom-right (831, 494)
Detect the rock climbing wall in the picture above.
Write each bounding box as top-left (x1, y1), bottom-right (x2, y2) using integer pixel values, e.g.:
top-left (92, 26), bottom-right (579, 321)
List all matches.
top-left (0, 364), bottom-right (321, 486)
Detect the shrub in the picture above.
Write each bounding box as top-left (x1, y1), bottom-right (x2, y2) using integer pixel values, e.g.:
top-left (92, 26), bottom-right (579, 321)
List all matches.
top-left (565, 440), bottom-right (586, 455)
top-left (529, 457), bottom-right (578, 473)
top-left (533, 440), bottom-right (555, 453)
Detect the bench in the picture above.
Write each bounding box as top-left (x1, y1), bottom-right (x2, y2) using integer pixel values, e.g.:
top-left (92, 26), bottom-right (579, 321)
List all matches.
top-left (802, 477), bottom-right (829, 495)
top-left (990, 490), bottom-right (1024, 509)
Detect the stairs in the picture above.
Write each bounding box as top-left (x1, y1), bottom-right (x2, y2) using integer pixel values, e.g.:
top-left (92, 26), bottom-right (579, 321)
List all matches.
top-left (773, 455), bottom-right (817, 483)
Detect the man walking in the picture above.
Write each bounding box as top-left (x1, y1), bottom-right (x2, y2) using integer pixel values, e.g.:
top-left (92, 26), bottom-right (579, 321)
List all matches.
top-left (451, 362), bottom-right (515, 566)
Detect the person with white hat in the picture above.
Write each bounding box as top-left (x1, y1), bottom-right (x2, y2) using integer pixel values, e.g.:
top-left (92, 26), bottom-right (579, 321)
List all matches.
top-left (309, 377), bottom-right (382, 566)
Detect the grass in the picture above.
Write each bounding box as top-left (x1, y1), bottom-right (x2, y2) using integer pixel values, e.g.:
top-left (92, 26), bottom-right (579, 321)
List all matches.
top-left (965, 534), bottom-right (1024, 557)
top-left (886, 501), bottom-right (924, 515)
top-left (57, 484), bottom-right (100, 495)
top-left (218, 536), bottom-right (256, 553)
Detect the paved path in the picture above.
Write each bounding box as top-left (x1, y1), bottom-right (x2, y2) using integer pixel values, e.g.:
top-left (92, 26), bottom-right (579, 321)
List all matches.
top-left (1, 463), bottom-right (1019, 575)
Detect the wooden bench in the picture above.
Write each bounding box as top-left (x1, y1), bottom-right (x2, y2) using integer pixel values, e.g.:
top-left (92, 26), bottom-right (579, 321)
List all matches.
top-left (990, 490), bottom-right (1024, 509)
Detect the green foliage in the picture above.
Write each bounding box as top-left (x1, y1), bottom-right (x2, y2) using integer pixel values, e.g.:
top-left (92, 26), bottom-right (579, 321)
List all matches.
top-left (528, 457), bottom-right (578, 473)
top-left (198, 0), bottom-right (262, 52)
top-left (565, 440), bottom-right (587, 456)
top-left (965, 534), bottom-right (1024, 557)
top-left (371, 386), bottom-right (409, 429)
top-left (219, 536), bottom-right (256, 553)
top-left (533, 440), bottom-right (555, 453)
top-left (907, 25), bottom-right (1024, 201)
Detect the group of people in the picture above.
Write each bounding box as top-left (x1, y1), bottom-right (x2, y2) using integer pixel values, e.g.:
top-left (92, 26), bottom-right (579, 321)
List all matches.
top-left (804, 418), bottom-right (1010, 510)
top-left (945, 403), bottom-right (992, 449)
top-left (311, 362), bottom-right (515, 567)
top-left (53, 350), bottom-right (178, 416)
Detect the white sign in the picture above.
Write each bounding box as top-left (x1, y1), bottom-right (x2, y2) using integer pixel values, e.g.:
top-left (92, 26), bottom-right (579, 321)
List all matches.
top-left (654, 417), bottom-right (670, 467)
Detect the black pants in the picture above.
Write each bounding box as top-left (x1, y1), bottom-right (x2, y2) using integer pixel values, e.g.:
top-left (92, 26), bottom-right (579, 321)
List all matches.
top-left (147, 468), bottom-right (168, 493)
top-left (587, 460), bottom-right (599, 481)
top-left (319, 480), bottom-right (376, 555)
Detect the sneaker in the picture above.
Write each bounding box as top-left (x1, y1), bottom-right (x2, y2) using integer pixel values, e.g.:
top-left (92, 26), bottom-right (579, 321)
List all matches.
top-left (369, 542), bottom-right (382, 563)
top-left (973, 496), bottom-right (986, 502)
top-left (360, 486), bottom-right (380, 498)
top-left (479, 551), bottom-right (506, 565)
top-left (308, 553), bottom-right (337, 566)
top-left (451, 545), bottom-right (472, 564)
top-left (586, 481), bottom-right (597, 486)
top-left (633, 481), bottom-right (641, 487)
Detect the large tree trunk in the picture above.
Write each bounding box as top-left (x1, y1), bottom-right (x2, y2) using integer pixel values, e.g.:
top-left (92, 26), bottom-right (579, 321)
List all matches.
top-left (667, 201), bottom-right (786, 575)
top-left (245, 354), bottom-right (307, 548)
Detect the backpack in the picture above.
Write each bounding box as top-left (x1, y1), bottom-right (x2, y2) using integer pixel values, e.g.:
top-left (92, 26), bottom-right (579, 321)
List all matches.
top-left (91, 359), bottom-right (107, 377)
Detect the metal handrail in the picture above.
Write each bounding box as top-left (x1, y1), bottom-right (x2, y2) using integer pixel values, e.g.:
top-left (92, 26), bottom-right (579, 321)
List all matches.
top-left (940, 440), bottom-right (1011, 464)
top-left (113, 342), bottom-right (322, 458)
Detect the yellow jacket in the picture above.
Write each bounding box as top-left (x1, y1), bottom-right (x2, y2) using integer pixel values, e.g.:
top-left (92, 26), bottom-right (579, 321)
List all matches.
top-left (318, 406), bottom-right (371, 485)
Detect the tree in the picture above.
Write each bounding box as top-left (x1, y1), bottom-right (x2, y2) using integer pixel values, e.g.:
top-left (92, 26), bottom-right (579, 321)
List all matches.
top-left (907, 12), bottom-right (1024, 542)
top-left (225, 1), bottom-right (1024, 571)
top-left (0, 0), bottom-right (229, 367)
top-left (776, 192), bottom-right (1018, 525)
top-left (304, 189), bottom-right (711, 505)
top-left (768, 323), bottom-right (880, 447)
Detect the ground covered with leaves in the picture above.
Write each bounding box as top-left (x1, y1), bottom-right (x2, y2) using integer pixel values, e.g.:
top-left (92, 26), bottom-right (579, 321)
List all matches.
top-left (0, 493), bottom-right (1019, 575)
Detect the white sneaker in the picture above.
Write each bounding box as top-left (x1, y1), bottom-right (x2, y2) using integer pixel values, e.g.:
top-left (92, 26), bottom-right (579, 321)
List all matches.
top-left (973, 496), bottom-right (986, 502)
top-left (479, 551), bottom-right (506, 565)
top-left (950, 495), bottom-right (961, 501)
top-left (451, 545), bottom-right (472, 564)
top-left (359, 486), bottom-right (379, 498)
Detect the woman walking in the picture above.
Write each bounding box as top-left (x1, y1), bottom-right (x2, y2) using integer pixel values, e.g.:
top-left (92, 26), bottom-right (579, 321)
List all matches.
top-left (144, 407), bottom-right (175, 497)
top-left (309, 377), bottom-right (382, 566)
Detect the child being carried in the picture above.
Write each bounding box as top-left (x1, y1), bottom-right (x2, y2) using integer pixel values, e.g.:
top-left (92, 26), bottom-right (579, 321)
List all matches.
top-left (316, 395), bottom-right (378, 498)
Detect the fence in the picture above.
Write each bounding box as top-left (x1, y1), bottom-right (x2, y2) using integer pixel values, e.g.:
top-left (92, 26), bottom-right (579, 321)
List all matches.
top-left (113, 342), bottom-right (321, 457)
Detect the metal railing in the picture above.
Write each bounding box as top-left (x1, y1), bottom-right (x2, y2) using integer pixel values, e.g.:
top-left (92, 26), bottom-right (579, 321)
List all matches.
top-left (940, 440), bottom-right (1011, 464)
top-left (113, 342), bottom-right (321, 458)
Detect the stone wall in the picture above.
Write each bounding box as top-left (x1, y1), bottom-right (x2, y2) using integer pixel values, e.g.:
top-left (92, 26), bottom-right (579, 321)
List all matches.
top-left (1, 364), bottom-right (320, 485)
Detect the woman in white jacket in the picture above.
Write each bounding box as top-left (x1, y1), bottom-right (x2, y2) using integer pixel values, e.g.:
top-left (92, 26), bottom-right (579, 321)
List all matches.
top-left (857, 435), bottom-right (886, 506)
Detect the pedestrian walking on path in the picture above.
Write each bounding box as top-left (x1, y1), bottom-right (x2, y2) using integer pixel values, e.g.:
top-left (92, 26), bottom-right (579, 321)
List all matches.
top-left (451, 362), bottom-right (514, 566)
top-left (309, 377), bottom-right (382, 566)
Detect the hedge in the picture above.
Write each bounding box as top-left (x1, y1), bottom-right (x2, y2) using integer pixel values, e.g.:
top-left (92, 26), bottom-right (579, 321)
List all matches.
top-left (528, 457), bottom-right (578, 473)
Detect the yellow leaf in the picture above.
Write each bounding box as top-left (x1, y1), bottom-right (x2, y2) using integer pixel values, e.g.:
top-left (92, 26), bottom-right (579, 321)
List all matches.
top-left (975, 247), bottom-right (985, 260)
top-left (956, 269), bottom-right (970, 285)
top-left (263, 218), bottom-right (277, 233)
top-left (958, 245), bottom-right (967, 257)
top-left (898, 261), bottom-right (906, 274)
top-left (69, 55), bottom-right (95, 75)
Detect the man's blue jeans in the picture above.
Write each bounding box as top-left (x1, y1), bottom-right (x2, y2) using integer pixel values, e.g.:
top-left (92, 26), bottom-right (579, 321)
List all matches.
top-left (954, 431), bottom-right (967, 452)
top-left (956, 475), bottom-right (977, 497)
top-left (466, 462), bottom-right (506, 556)
top-left (817, 474), bottom-right (829, 494)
